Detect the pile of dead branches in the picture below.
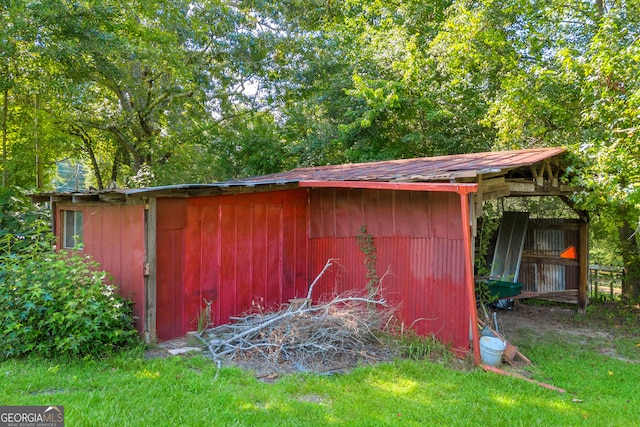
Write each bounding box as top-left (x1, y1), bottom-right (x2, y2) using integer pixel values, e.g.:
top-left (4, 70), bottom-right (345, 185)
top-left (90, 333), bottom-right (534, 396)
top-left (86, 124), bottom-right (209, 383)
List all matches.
top-left (198, 260), bottom-right (396, 373)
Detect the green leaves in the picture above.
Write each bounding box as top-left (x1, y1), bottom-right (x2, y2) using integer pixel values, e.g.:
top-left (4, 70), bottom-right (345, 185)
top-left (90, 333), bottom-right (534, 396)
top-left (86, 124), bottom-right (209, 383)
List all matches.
top-left (0, 187), bottom-right (138, 358)
top-left (1, 0), bottom-right (295, 188)
top-left (0, 250), bottom-right (139, 359)
top-left (0, 187), bottom-right (53, 255)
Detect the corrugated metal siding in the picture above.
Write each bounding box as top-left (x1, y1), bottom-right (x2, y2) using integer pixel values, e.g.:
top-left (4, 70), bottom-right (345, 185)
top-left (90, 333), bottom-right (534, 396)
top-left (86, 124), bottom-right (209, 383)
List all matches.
top-left (173, 190), bottom-right (308, 338)
top-left (56, 184), bottom-right (473, 349)
top-left (520, 219), bottom-right (580, 292)
top-left (309, 188), bottom-right (463, 239)
top-left (57, 203), bottom-right (146, 332)
top-left (308, 188), bottom-right (471, 351)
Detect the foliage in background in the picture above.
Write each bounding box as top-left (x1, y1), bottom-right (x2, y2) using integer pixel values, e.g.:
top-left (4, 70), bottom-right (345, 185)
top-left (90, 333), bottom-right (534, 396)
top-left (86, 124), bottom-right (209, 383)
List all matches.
top-left (573, 2), bottom-right (640, 299)
top-left (0, 186), bottom-right (53, 255)
top-left (2, 0), bottom-right (639, 297)
top-left (589, 219), bottom-right (625, 267)
top-left (1, 0), bottom-right (289, 189)
top-left (474, 207), bottom-right (501, 277)
top-left (446, 0), bottom-right (640, 297)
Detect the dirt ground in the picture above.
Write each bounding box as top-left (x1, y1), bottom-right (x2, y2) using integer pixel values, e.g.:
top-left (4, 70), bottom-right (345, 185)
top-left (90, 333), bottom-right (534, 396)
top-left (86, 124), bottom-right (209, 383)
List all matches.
top-left (493, 302), bottom-right (601, 340)
top-left (150, 331), bottom-right (397, 381)
top-left (490, 300), bottom-right (639, 364)
top-left (147, 300), bottom-right (639, 377)
top-left (495, 300), bottom-right (632, 339)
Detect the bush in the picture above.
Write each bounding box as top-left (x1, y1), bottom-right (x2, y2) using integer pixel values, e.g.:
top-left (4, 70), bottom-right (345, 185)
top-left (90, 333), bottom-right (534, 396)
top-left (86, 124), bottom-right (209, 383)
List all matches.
top-left (0, 187), bottom-right (54, 255)
top-left (0, 250), bottom-right (139, 359)
top-left (0, 186), bottom-right (138, 358)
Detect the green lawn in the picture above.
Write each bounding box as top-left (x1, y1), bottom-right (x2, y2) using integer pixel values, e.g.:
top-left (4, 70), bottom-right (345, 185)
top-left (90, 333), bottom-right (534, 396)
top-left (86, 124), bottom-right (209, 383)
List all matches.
top-left (1, 303), bottom-right (639, 426)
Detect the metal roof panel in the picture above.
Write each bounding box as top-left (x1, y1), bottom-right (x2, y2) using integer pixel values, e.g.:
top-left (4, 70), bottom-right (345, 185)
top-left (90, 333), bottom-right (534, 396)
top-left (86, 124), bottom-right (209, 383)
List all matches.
top-left (32, 147), bottom-right (567, 201)
top-left (232, 147), bottom-right (566, 185)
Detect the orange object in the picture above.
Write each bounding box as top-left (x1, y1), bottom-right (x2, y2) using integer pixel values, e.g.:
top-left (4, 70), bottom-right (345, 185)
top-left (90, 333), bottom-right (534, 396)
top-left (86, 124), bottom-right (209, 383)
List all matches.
top-left (483, 365), bottom-right (566, 393)
top-left (560, 246), bottom-right (577, 259)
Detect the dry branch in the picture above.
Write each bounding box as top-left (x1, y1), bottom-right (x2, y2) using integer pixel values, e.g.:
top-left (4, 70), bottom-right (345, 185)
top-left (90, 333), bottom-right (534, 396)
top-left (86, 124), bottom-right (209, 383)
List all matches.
top-left (306, 258), bottom-right (336, 301)
top-left (199, 262), bottom-right (395, 373)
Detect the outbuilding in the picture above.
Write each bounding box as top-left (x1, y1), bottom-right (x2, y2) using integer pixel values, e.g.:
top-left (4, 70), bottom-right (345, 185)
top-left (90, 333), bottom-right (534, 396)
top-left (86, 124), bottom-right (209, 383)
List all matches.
top-left (33, 147), bottom-right (587, 360)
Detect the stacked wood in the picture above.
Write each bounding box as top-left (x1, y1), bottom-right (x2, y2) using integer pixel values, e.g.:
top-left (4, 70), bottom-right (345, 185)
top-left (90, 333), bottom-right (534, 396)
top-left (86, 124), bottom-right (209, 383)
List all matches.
top-left (199, 293), bottom-right (394, 373)
top-left (198, 260), bottom-right (396, 373)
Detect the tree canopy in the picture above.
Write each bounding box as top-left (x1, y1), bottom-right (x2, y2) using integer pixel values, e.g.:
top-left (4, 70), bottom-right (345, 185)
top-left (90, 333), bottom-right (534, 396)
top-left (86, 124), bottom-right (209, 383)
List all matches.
top-left (1, 0), bottom-right (638, 297)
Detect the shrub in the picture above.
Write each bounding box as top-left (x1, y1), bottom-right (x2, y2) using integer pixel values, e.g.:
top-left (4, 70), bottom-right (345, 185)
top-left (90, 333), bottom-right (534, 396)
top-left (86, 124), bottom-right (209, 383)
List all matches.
top-left (0, 187), bottom-right (54, 255)
top-left (0, 250), bottom-right (139, 359)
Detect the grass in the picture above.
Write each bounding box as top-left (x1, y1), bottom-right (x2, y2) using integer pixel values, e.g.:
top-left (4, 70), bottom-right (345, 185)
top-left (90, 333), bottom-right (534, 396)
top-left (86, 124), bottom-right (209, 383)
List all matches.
top-left (1, 302), bottom-right (639, 426)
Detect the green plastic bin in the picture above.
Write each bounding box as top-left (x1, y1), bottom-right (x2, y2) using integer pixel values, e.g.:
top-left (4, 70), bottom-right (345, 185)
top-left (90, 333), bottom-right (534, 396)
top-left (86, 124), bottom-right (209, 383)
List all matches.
top-left (488, 280), bottom-right (522, 299)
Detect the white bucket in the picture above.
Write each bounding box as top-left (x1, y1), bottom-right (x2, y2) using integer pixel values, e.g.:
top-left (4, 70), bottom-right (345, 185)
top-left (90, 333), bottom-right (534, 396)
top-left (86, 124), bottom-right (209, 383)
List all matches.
top-left (480, 336), bottom-right (506, 366)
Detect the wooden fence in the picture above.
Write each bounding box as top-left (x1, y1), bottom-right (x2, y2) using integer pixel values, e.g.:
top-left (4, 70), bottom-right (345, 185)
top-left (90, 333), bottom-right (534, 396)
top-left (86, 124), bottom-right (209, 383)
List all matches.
top-left (589, 265), bottom-right (625, 298)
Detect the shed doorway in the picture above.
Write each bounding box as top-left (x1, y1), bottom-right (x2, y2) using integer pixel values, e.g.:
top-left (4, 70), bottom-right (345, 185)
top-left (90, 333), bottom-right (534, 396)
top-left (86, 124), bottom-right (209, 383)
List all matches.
top-left (476, 197), bottom-right (587, 308)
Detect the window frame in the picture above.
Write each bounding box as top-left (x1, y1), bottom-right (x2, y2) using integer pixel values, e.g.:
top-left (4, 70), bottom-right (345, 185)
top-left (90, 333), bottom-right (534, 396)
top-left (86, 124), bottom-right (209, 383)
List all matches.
top-left (62, 209), bottom-right (84, 249)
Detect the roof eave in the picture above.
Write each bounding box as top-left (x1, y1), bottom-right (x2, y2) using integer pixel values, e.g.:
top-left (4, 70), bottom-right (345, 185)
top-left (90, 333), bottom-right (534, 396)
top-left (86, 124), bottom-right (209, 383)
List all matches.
top-left (298, 180), bottom-right (478, 195)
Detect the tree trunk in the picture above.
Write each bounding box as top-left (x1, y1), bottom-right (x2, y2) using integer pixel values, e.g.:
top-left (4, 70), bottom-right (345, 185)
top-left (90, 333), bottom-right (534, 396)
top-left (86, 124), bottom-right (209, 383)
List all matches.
top-left (618, 214), bottom-right (640, 300)
top-left (2, 88), bottom-right (7, 187)
top-left (70, 126), bottom-right (103, 190)
top-left (34, 93), bottom-right (43, 189)
top-left (109, 146), bottom-right (130, 187)
top-left (86, 144), bottom-right (103, 190)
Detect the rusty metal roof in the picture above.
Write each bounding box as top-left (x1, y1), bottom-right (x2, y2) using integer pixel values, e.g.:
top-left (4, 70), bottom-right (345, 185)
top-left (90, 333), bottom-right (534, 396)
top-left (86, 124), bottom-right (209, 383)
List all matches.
top-left (232, 147), bottom-right (567, 185)
top-left (32, 147), bottom-right (568, 202)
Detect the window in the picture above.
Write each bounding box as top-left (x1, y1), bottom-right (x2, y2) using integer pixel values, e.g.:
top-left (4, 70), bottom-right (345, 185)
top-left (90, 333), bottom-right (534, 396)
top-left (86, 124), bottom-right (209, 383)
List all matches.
top-left (62, 210), bottom-right (83, 249)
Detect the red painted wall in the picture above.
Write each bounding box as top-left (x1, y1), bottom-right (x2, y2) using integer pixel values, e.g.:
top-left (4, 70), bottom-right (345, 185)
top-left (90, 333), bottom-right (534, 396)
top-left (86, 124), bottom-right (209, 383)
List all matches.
top-left (307, 188), bottom-right (471, 351)
top-left (55, 203), bottom-right (146, 332)
top-left (155, 190), bottom-right (309, 339)
top-left (155, 198), bottom-right (187, 340)
top-left (54, 185), bottom-right (471, 350)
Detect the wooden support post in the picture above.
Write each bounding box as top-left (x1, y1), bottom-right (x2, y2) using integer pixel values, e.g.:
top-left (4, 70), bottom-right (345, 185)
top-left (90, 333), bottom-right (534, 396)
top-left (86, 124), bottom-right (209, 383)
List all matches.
top-left (578, 217), bottom-right (589, 312)
top-left (474, 175), bottom-right (483, 237)
top-left (144, 197), bottom-right (158, 343)
top-left (461, 193), bottom-right (480, 364)
top-left (558, 195), bottom-right (590, 310)
top-left (610, 277), bottom-right (614, 299)
top-left (545, 160), bottom-right (555, 187)
top-left (530, 165), bottom-right (542, 186)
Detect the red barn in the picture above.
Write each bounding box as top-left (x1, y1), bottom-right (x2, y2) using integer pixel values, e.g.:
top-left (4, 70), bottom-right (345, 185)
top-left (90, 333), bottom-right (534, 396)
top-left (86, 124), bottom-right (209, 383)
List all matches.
top-left (33, 147), bottom-right (588, 359)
